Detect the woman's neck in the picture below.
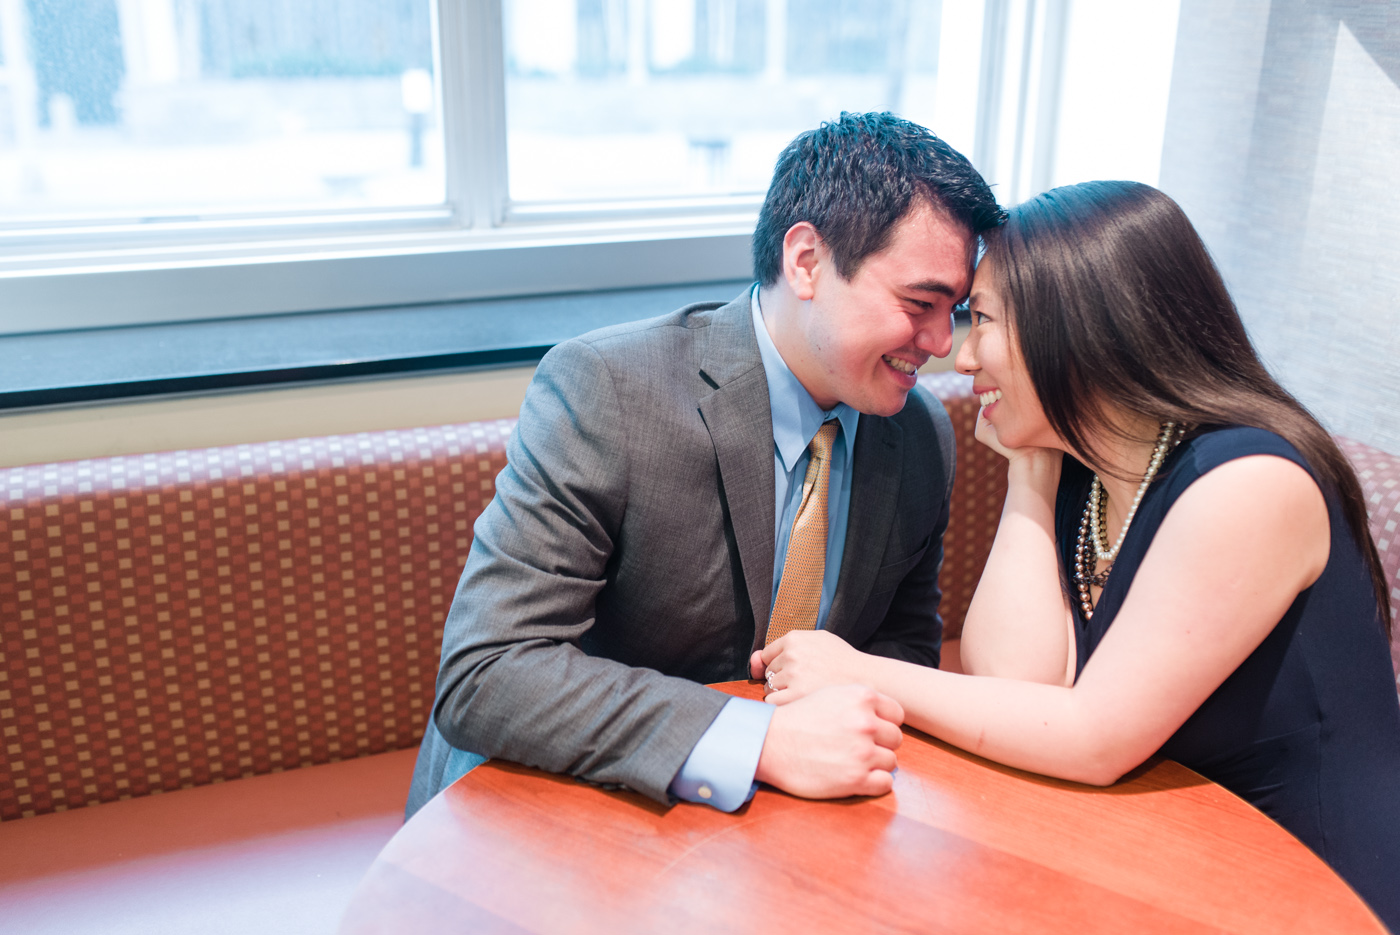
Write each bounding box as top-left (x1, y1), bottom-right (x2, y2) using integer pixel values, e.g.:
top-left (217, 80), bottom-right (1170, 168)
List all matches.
top-left (1083, 416), bottom-right (1166, 539)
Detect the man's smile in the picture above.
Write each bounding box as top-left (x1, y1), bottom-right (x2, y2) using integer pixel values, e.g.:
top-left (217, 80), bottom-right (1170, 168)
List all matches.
top-left (882, 354), bottom-right (921, 376)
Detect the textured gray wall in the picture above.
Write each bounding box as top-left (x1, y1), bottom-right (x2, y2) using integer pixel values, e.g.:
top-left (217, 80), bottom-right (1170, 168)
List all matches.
top-left (1158, 0), bottom-right (1400, 454)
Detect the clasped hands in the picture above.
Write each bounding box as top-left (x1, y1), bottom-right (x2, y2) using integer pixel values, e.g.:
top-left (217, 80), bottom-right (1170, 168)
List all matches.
top-left (746, 631), bottom-right (903, 800)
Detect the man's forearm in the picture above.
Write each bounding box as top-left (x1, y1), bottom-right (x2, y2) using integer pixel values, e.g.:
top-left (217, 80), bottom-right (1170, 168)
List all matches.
top-left (435, 631), bottom-right (729, 802)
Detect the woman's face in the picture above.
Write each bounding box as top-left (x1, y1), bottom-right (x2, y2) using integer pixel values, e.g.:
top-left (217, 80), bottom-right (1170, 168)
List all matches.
top-left (955, 257), bottom-right (1060, 451)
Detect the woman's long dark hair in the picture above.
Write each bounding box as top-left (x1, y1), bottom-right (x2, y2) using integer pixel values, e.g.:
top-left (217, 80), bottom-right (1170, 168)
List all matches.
top-left (983, 180), bottom-right (1391, 633)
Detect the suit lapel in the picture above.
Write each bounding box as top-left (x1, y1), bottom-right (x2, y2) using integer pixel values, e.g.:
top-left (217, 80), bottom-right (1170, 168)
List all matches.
top-left (826, 413), bottom-right (903, 636)
top-left (696, 295), bottom-right (777, 644)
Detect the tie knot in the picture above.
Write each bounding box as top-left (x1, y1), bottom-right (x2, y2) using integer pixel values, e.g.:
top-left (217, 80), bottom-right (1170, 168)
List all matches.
top-left (810, 420), bottom-right (839, 463)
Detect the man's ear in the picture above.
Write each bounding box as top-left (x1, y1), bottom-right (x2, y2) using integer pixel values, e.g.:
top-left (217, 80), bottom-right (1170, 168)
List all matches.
top-left (782, 222), bottom-right (822, 301)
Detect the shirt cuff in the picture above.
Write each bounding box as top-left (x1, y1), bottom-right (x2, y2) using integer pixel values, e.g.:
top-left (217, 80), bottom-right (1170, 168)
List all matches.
top-left (668, 696), bottom-right (774, 812)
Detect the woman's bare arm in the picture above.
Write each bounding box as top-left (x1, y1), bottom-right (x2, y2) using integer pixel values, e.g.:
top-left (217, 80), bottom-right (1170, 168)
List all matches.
top-left (958, 437), bottom-right (1075, 685)
top-left (763, 454), bottom-right (1330, 785)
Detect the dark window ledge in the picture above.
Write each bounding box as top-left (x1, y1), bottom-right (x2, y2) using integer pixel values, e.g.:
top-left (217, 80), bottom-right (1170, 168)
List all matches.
top-left (1, 280), bottom-right (753, 411)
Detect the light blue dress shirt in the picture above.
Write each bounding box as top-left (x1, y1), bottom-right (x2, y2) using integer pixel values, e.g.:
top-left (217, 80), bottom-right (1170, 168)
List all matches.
top-left (669, 287), bottom-right (860, 811)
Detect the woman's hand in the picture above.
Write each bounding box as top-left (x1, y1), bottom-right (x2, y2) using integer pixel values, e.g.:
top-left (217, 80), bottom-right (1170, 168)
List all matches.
top-left (974, 406), bottom-right (1017, 459)
top-left (976, 407), bottom-right (1064, 494)
top-left (976, 407), bottom-right (1062, 470)
top-left (749, 630), bottom-right (873, 705)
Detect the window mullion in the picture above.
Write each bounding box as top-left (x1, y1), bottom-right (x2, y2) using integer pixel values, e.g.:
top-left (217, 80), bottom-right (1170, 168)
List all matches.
top-left (438, 0), bottom-right (510, 229)
top-left (1028, 0), bottom-right (1071, 196)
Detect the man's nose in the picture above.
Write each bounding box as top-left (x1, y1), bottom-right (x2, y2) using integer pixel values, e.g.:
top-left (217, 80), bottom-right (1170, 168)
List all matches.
top-left (914, 313), bottom-right (954, 359)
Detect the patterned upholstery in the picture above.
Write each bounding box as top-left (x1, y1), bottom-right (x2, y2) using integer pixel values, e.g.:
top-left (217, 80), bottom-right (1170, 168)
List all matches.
top-left (15, 375), bottom-right (1387, 826)
top-left (1336, 437), bottom-right (1400, 692)
top-left (0, 422), bottom-right (513, 821)
top-left (1, 380), bottom-right (999, 822)
top-left (920, 372), bottom-right (1009, 641)
top-left (0, 374), bottom-right (1023, 822)
top-left (15, 377), bottom-right (1389, 825)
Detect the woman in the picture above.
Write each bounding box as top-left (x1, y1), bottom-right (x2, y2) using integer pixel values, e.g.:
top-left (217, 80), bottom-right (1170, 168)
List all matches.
top-left (755, 181), bottom-right (1400, 930)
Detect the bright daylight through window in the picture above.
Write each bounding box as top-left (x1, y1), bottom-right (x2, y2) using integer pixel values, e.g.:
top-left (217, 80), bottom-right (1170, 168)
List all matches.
top-left (0, 0), bottom-right (1179, 335)
top-left (0, 0), bottom-right (443, 218)
top-left (504, 0), bottom-right (963, 203)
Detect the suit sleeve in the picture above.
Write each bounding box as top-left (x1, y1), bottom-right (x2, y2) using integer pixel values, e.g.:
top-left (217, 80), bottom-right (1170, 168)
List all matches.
top-left (432, 338), bottom-right (729, 804)
top-left (858, 390), bottom-right (955, 668)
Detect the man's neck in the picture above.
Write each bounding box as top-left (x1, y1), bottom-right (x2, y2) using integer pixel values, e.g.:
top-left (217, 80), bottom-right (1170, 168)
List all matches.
top-left (757, 284), bottom-right (837, 411)
top-left (755, 283), bottom-right (784, 346)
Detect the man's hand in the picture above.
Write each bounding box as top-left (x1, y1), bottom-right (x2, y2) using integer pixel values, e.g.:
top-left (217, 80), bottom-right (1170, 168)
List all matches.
top-left (753, 684), bottom-right (904, 799)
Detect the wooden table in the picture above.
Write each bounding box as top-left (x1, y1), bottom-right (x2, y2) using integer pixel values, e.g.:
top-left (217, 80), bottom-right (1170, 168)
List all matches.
top-left (341, 682), bottom-right (1384, 934)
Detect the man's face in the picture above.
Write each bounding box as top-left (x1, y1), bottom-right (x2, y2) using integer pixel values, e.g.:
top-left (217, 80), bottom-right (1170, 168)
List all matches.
top-left (791, 202), bottom-right (975, 417)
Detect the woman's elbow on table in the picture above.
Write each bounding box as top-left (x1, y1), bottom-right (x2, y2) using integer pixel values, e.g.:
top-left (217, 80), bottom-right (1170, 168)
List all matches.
top-left (1062, 758), bottom-right (1132, 788)
top-left (1035, 706), bottom-right (1159, 787)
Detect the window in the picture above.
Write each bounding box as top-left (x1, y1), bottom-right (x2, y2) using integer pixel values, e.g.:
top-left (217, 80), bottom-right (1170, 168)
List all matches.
top-left (0, 0), bottom-right (1180, 336)
top-left (2, 0), bottom-right (442, 217)
top-left (503, 0), bottom-right (948, 204)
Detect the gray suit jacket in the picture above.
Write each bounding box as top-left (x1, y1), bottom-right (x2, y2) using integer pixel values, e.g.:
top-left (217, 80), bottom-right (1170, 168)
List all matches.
top-left (406, 291), bottom-right (956, 816)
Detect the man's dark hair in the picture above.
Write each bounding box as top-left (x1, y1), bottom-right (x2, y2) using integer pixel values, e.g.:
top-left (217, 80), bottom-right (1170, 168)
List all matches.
top-left (753, 111), bottom-right (1004, 286)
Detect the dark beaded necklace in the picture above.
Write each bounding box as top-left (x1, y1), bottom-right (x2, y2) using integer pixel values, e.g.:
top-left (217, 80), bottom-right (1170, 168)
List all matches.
top-left (1072, 423), bottom-right (1185, 620)
top-left (1073, 505), bottom-right (1114, 619)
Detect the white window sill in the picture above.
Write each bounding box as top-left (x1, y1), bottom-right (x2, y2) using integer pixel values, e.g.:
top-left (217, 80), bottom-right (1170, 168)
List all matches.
top-left (0, 214), bottom-right (758, 335)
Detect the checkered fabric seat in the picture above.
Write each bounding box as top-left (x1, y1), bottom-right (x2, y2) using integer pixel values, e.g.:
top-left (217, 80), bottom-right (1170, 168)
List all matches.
top-left (918, 372), bottom-right (1008, 644)
top-left (1, 421), bottom-right (514, 821)
top-left (6, 382), bottom-right (1396, 826)
top-left (1336, 437), bottom-right (1400, 693)
top-left (1, 382), bottom-right (1007, 824)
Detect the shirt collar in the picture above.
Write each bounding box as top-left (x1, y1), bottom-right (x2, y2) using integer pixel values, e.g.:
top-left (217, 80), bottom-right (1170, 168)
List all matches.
top-left (750, 286), bottom-right (860, 473)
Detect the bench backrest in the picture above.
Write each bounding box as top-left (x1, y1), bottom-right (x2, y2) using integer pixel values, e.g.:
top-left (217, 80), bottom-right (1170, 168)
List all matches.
top-left (918, 373), bottom-right (1007, 641)
top-left (1, 421), bottom-right (513, 820)
top-left (0, 380), bottom-right (997, 822)
top-left (5, 376), bottom-right (1395, 822)
top-left (1336, 437), bottom-right (1400, 688)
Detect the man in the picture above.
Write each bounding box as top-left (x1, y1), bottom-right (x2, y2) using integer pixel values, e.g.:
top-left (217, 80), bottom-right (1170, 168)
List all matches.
top-left (406, 112), bottom-right (1003, 817)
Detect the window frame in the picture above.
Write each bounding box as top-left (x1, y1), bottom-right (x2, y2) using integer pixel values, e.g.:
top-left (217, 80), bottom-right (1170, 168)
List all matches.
top-left (0, 0), bottom-right (1064, 337)
top-left (0, 0), bottom-right (770, 336)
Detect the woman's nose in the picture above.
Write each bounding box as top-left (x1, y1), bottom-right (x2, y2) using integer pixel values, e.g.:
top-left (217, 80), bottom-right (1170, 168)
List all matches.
top-left (954, 329), bottom-right (977, 375)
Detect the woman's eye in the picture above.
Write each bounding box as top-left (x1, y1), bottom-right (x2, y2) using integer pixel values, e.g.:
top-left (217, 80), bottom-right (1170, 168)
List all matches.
top-left (974, 311), bottom-right (990, 326)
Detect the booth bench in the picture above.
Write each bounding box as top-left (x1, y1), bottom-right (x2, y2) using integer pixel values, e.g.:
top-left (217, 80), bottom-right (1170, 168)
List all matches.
top-left (2, 372), bottom-right (1397, 934)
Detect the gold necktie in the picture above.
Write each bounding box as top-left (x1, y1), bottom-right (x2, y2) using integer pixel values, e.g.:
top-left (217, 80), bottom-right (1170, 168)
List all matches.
top-left (765, 420), bottom-right (840, 646)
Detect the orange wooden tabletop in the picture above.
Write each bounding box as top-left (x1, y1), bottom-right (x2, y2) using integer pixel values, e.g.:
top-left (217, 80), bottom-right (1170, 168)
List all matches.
top-left (340, 681), bottom-right (1384, 934)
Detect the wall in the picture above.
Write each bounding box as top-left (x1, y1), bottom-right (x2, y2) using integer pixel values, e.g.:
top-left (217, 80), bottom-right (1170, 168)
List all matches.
top-left (1158, 0), bottom-right (1400, 454)
top-left (0, 365), bottom-right (537, 469)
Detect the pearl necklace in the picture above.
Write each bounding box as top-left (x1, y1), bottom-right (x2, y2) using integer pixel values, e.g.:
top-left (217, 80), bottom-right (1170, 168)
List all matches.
top-left (1074, 422), bottom-right (1182, 620)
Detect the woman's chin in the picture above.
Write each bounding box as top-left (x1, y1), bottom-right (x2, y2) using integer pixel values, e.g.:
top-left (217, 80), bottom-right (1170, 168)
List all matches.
top-left (989, 422), bottom-right (1021, 448)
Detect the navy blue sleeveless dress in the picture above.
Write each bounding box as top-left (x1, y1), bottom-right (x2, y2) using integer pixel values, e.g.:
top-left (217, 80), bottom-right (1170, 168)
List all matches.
top-left (1056, 426), bottom-right (1400, 931)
